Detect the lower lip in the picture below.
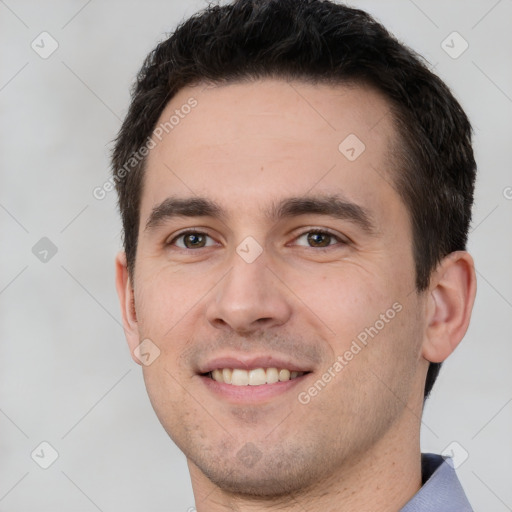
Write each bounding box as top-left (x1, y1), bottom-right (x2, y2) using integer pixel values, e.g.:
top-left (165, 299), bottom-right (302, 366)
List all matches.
top-left (199, 374), bottom-right (310, 403)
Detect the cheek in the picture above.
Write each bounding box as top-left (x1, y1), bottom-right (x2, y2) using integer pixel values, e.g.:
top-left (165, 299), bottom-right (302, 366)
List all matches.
top-left (291, 262), bottom-right (419, 396)
top-left (134, 265), bottom-right (206, 335)
top-left (288, 263), bottom-right (394, 340)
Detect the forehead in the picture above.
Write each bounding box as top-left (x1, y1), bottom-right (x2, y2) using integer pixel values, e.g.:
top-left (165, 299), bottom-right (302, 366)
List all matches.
top-left (141, 79), bottom-right (402, 228)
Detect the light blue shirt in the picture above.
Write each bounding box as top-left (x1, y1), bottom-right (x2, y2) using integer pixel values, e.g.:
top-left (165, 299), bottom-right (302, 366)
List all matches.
top-left (400, 453), bottom-right (473, 511)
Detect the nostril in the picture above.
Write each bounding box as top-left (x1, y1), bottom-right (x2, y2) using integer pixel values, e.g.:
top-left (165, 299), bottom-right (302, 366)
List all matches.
top-left (257, 317), bottom-right (273, 323)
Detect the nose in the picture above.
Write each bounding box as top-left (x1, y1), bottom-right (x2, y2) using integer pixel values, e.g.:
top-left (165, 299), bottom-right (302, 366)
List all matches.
top-left (205, 250), bottom-right (293, 335)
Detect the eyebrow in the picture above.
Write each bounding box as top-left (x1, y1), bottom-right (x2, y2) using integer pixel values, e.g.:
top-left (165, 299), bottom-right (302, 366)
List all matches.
top-left (144, 194), bottom-right (376, 234)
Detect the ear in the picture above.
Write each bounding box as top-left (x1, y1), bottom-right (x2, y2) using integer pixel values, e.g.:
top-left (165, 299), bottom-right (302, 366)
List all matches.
top-left (422, 251), bottom-right (477, 363)
top-left (115, 251), bottom-right (142, 365)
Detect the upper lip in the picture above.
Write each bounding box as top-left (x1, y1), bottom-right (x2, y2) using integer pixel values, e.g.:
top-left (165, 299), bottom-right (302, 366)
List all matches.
top-left (197, 355), bottom-right (314, 374)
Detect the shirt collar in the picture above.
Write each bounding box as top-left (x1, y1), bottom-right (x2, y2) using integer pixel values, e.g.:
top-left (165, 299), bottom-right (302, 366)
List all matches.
top-left (400, 453), bottom-right (473, 511)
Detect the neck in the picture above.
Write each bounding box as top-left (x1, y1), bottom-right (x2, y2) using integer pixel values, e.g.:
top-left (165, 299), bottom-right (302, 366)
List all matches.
top-left (188, 409), bottom-right (422, 512)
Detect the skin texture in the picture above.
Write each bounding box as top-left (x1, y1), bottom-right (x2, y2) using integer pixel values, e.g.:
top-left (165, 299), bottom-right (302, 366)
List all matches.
top-left (116, 79), bottom-right (476, 511)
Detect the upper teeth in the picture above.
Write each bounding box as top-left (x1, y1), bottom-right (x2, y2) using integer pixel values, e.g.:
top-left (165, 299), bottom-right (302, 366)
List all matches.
top-left (210, 368), bottom-right (305, 386)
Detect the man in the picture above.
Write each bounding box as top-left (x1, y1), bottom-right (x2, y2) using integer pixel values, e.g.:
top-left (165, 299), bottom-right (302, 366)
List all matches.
top-left (112, 0), bottom-right (477, 510)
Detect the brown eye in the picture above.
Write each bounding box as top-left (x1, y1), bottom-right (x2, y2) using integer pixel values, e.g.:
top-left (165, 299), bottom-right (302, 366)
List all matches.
top-left (183, 233), bottom-right (206, 248)
top-left (170, 231), bottom-right (215, 249)
top-left (294, 230), bottom-right (343, 249)
top-left (306, 231), bottom-right (332, 247)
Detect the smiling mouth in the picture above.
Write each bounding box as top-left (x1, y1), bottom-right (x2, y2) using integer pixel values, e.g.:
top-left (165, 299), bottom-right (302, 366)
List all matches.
top-left (202, 367), bottom-right (310, 386)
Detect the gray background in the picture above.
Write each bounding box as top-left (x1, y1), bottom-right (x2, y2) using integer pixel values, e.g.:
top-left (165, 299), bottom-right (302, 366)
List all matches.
top-left (1, 0), bottom-right (511, 510)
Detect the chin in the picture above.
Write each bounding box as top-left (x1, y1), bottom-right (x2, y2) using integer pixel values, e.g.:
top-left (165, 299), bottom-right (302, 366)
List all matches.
top-left (201, 467), bottom-right (309, 498)
top-left (187, 442), bottom-right (326, 498)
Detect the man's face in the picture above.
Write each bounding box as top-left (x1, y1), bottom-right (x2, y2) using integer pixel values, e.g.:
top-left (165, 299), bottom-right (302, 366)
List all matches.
top-left (124, 79), bottom-right (429, 495)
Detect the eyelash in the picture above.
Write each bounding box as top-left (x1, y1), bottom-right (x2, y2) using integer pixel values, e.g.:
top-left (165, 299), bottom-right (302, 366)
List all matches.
top-left (167, 228), bottom-right (347, 250)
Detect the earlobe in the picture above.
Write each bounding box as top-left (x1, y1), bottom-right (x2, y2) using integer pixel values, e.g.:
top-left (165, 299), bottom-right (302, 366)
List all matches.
top-left (115, 251), bottom-right (142, 365)
top-left (422, 251), bottom-right (477, 363)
